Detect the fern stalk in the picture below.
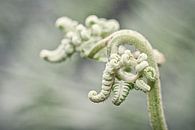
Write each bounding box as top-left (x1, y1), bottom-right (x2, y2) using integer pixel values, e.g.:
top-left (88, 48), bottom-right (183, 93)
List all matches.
top-left (94, 30), bottom-right (167, 130)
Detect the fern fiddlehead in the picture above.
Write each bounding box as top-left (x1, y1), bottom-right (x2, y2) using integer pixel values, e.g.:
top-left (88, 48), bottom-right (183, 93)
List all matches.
top-left (105, 30), bottom-right (167, 130)
top-left (40, 15), bottom-right (167, 130)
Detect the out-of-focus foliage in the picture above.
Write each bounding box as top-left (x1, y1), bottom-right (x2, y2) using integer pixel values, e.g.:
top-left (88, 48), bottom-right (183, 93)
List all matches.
top-left (0, 0), bottom-right (194, 130)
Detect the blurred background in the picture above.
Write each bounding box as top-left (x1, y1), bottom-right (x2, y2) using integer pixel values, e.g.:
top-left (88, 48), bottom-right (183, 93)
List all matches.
top-left (0, 0), bottom-right (195, 130)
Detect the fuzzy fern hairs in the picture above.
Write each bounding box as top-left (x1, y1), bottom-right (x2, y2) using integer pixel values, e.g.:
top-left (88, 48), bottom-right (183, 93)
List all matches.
top-left (40, 15), bottom-right (167, 130)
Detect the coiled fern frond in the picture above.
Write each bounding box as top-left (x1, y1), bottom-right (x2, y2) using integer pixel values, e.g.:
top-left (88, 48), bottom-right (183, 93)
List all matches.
top-left (112, 80), bottom-right (133, 106)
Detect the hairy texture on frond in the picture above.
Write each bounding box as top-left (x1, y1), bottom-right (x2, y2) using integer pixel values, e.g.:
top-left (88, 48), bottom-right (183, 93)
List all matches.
top-left (120, 50), bottom-right (137, 66)
top-left (88, 54), bottom-right (121, 103)
top-left (112, 81), bottom-right (132, 106)
top-left (40, 39), bottom-right (74, 63)
top-left (116, 68), bottom-right (138, 83)
top-left (143, 66), bottom-right (156, 81)
top-left (40, 15), bottom-right (120, 63)
top-left (55, 16), bottom-right (78, 32)
top-left (136, 53), bottom-right (148, 63)
top-left (135, 61), bottom-right (149, 72)
top-left (135, 79), bottom-right (151, 92)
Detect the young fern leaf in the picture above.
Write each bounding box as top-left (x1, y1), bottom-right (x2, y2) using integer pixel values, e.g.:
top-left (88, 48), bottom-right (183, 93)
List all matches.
top-left (40, 15), bottom-right (120, 63)
top-left (135, 79), bottom-right (151, 92)
top-left (112, 81), bottom-right (133, 106)
top-left (135, 61), bottom-right (149, 72)
top-left (88, 54), bottom-right (121, 103)
top-left (120, 50), bottom-right (137, 67)
top-left (143, 66), bottom-right (156, 81)
top-left (136, 53), bottom-right (148, 63)
top-left (40, 39), bottom-right (75, 63)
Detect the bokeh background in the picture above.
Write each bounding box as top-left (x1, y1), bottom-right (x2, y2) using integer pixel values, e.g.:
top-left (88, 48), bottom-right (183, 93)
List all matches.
top-left (0, 0), bottom-right (195, 130)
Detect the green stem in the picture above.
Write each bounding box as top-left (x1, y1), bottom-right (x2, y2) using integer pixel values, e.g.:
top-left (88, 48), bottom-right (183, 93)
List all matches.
top-left (87, 35), bottom-right (111, 59)
top-left (106, 30), bottom-right (167, 130)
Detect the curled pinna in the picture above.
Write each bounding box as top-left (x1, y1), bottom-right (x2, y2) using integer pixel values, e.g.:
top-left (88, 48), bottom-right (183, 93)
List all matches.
top-left (88, 53), bottom-right (121, 103)
top-left (112, 80), bottom-right (133, 106)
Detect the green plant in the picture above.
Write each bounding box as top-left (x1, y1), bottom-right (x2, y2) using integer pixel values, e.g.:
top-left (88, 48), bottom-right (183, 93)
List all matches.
top-left (40, 15), bottom-right (167, 130)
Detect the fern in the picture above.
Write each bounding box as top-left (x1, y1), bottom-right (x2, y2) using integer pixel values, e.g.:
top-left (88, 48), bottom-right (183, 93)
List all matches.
top-left (112, 81), bottom-right (133, 106)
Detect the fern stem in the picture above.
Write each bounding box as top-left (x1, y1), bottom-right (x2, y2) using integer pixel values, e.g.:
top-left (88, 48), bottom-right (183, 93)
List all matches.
top-left (106, 30), bottom-right (167, 130)
top-left (87, 36), bottom-right (109, 59)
